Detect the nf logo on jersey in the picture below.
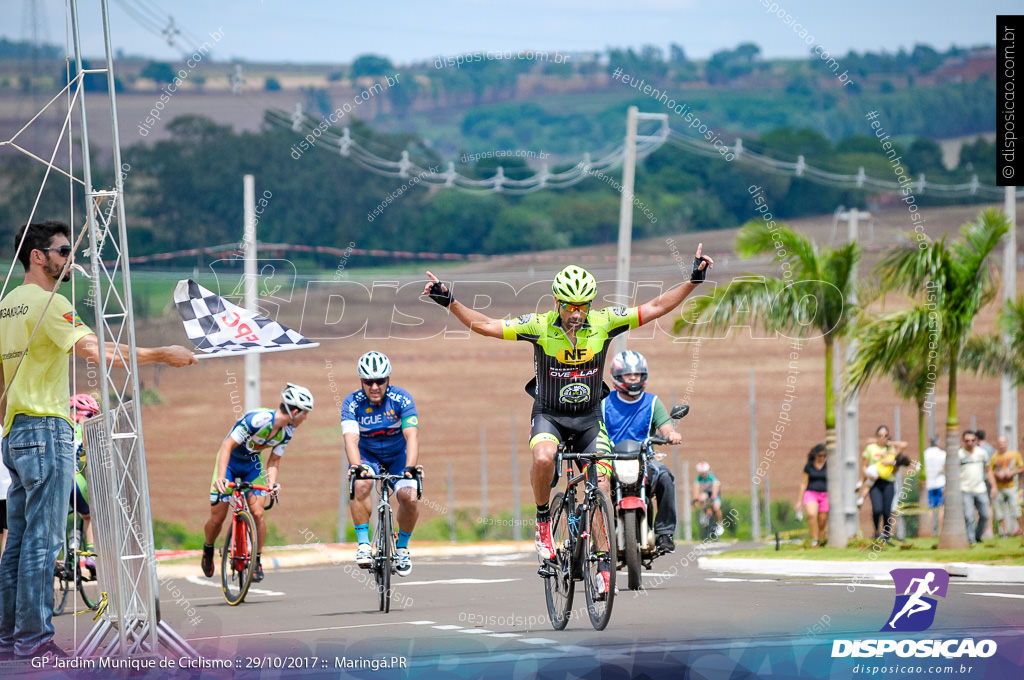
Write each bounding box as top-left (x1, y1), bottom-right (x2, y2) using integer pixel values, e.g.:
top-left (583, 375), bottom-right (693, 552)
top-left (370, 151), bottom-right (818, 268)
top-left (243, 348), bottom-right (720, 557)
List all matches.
top-left (560, 347), bottom-right (592, 364)
top-left (559, 383), bottom-right (591, 404)
top-left (881, 568), bottom-right (949, 632)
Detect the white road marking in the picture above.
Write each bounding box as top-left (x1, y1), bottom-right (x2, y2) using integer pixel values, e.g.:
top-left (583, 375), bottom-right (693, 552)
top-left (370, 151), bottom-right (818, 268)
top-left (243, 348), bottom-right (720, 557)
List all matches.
top-left (814, 582), bottom-right (894, 589)
top-left (184, 575), bottom-right (284, 596)
top-left (406, 620), bottom-right (436, 625)
top-left (398, 578), bottom-right (520, 586)
top-left (706, 577), bottom-right (776, 583)
top-left (965, 592), bottom-right (1024, 600)
top-left (458, 629), bottom-right (494, 634)
top-left (519, 638), bottom-right (558, 645)
top-left (188, 621), bottom-right (399, 642)
top-left (488, 633), bottom-right (522, 638)
top-left (432, 625), bottom-right (464, 630)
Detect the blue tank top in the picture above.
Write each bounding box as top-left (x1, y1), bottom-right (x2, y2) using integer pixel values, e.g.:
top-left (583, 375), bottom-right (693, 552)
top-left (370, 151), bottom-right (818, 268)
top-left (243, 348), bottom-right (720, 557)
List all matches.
top-left (602, 391), bottom-right (656, 445)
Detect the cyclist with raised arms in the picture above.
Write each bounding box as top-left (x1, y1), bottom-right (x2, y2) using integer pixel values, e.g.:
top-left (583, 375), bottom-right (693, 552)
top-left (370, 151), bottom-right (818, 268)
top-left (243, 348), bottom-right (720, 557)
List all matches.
top-left (201, 383), bottom-right (314, 582)
top-left (69, 393), bottom-right (99, 576)
top-left (423, 244), bottom-right (712, 594)
top-left (343, 351), bottom-right (420, 577)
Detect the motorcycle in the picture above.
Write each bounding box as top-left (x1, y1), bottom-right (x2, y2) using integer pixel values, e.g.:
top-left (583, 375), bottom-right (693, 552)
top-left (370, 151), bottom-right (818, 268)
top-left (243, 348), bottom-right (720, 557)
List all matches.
top-left (609, 403), bottom-right (689, 591)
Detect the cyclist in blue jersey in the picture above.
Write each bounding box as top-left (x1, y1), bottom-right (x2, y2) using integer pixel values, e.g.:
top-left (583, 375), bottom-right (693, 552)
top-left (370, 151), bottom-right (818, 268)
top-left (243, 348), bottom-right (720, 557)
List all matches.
top-left (201, 383), bottom-right (314, 581)
top-left (601, 350), bottom-right (682, 554)
top-left (423, 243), bottom-right (712, 593)
top-left (343, 351), bottom-right (420, 576)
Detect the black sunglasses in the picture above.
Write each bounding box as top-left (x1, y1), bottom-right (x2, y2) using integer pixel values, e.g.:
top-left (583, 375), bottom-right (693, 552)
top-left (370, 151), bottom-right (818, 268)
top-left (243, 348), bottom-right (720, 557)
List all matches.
top-left (39, 245), bottom-right (73, 258)
top-left (362, 378), bottom-right (387, 386)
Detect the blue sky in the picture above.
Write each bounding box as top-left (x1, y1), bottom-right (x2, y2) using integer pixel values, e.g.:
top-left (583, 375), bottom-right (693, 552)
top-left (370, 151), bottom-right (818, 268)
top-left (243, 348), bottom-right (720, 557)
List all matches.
top-left (5, 0), bottom-right (1016, 64)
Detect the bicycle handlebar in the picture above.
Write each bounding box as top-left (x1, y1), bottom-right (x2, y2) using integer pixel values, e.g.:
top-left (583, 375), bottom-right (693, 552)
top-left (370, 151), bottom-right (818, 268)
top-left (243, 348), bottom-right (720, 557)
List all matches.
top-left (347, 468), bottom-right (424, 500)
top-left (226, 481), bottom-right (272, 492)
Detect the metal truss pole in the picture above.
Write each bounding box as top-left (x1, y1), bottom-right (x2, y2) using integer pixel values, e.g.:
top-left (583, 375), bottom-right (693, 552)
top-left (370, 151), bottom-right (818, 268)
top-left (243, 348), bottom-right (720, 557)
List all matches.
top-left (68, 0), bottom-right (196, 660)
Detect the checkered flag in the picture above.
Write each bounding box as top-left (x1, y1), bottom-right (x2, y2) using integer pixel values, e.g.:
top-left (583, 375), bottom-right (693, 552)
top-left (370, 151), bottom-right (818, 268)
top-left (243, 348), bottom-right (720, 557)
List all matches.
top-left (174, 279), bottom-right (318, 358)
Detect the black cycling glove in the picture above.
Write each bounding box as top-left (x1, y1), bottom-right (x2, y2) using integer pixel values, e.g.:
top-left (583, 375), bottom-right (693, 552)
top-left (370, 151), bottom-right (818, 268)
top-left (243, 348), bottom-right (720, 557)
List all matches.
top-left (691, 255), bottom-right (712, 284)
top-left (427, 281), bottom-right (454, 308)
top-left (405, 466), bottom-right (420, 479)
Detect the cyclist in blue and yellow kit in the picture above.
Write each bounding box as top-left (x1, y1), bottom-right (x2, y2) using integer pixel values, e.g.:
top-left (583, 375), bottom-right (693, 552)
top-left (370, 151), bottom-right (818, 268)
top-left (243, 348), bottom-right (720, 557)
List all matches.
top-left (343, 351), bottom-right (421, 576)
top-left (201, 383), bottom-right (314, 582)
top-left (423, 243), bottom-right (712, 596)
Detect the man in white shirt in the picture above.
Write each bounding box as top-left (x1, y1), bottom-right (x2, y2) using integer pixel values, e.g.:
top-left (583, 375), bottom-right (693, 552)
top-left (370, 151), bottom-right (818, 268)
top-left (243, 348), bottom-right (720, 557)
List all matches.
top-left (922, 437), bottom-right (946, 536)
top-left (958, 431), bottom-right (996, 545)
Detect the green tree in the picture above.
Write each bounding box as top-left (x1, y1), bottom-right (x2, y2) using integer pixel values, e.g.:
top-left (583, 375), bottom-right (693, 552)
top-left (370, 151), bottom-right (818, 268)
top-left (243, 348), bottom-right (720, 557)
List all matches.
top-left (845, 310), bottom-right (949, 533)
top-left (351, 54), bottom-right (394, 78)
top-left (140, 60), bottom-right (176, 86)
top-left (872, 208), bottom-right (1009, 549)
top-left (907, 137), bottom-right (946, 175)
top-left (674, 221), bottom-right (860, 546)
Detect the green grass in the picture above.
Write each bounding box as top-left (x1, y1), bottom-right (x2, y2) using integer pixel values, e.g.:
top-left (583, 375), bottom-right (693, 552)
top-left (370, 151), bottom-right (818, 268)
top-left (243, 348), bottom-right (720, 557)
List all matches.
top-left (712, 536), bottom-right (1024, 565)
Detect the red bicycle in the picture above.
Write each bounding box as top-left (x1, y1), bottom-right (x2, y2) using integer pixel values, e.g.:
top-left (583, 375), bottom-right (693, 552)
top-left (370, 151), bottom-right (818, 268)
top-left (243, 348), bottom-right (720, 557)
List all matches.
top-left (221, 479), bottom-right (274, 605)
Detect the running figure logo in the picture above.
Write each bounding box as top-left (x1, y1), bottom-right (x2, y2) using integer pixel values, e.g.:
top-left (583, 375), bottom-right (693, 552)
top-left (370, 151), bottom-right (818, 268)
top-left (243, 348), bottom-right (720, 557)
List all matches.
top-left (881, 568), bottom-right (949, 632)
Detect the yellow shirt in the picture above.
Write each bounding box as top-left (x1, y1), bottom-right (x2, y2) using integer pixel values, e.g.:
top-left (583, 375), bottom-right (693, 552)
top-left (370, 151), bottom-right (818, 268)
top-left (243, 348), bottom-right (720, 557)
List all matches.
top-left (862, 442), bottom-right (897, 482)
top-left (0, 284), bottom-right (92, 431)
top-left (990, 450), bottom-right (1024, 490)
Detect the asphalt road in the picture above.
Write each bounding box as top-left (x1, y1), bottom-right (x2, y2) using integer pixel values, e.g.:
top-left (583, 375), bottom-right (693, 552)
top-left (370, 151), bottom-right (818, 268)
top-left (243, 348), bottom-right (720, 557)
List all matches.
top-left (45, 544), bottom-right (1024, 679)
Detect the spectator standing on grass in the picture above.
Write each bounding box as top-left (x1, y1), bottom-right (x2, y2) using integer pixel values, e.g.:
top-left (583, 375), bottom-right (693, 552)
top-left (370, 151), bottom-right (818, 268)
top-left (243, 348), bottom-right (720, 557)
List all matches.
top-left (958, 430), bottom-right (996, 545)
top-left (989, 436), bottom-right (1024, 537)
top-left (0, 221), bottom-right (196, 661)
top-left (922, 437), bottom-right (946, 536)
top-left (860, 425), bottom-right (907, 543)
top-left (976, 429), bottom-right (996, 538)
top-left (796, 444), bottom-right (828, 548)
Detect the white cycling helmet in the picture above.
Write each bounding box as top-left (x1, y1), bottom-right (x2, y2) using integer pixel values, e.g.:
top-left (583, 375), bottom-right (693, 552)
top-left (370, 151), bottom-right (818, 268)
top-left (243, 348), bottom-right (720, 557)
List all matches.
top-left (357, 351), bottom-right (392, 380)
top-left (696, 461), bottom-right (711, 474)
top-left (281, 383), bottom-right (314, 412)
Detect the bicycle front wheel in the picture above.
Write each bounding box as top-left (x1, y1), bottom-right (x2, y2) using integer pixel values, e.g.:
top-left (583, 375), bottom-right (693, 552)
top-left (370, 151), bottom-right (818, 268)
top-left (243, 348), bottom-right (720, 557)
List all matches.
top-left (543, 492), bottom-right (574, 630)
top-left (376, 506), bottom-right (393, 613)
top-left (221, 511), bottom-right (257, 605)
top-left (583, 489), bottom-right (616, 631)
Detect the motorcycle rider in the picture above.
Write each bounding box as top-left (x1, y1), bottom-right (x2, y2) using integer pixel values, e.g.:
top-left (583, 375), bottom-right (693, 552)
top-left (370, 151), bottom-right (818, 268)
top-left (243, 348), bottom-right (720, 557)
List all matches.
top-left (601, 350), bottom-right (682, 554)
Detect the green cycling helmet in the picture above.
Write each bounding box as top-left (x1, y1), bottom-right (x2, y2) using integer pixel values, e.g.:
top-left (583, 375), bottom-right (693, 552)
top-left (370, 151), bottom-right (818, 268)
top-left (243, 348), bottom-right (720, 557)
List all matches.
top-left (551, 265), bottom-right (597, 305)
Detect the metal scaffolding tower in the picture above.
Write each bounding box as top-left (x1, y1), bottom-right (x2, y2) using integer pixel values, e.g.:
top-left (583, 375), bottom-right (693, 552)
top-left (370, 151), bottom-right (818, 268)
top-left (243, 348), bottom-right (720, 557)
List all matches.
top-left (66, 0), bottom-right (196, 659)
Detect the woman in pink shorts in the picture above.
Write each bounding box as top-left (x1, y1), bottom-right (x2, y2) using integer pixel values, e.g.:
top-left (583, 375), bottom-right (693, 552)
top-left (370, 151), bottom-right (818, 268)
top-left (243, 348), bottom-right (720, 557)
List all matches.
top-left (797, 443), bottom-right (829, 547)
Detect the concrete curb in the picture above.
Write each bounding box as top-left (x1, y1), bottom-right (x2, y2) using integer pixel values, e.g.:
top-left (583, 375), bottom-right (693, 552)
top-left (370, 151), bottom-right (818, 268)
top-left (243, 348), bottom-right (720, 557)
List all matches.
top-left (699, 557), bottom-right (1024, 583)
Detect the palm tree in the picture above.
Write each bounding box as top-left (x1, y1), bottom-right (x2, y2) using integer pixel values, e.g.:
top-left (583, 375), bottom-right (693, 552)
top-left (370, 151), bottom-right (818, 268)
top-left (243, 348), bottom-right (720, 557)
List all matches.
top-left (961, 297), bottom-right (1024, 383)
top-left (675, 220), bottom-right (860, 546)
top-left (844, 309), bottom-right (948, 535)
top-left (872, 208), bottom-right (1009, 549)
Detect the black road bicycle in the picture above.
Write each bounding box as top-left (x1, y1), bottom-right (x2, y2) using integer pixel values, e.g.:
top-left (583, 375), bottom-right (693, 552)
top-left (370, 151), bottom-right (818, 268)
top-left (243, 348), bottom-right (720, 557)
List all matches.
top-left (539, 447), bottom-right (625, 631)
top-left (349, 468), bottom-right (422, 613)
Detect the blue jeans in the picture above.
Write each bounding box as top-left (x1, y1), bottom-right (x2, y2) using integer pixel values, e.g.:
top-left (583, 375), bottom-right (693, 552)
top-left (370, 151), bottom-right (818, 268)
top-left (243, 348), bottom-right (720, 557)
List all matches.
top-left (0, 415), bottom-right (74, 656)
top-left (962, 490), bottom-right (992, 544)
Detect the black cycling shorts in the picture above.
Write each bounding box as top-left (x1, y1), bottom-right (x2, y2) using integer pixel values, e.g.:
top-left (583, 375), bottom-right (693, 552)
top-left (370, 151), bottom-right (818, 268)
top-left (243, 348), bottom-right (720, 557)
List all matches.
top-left (529, 407), bottom-right (611, 458)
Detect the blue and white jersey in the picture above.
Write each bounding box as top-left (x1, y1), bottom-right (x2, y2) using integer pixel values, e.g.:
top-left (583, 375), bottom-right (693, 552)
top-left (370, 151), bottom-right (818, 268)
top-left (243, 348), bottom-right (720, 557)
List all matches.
top-left (227, 408), bottom-right (293, 465)
top-left (341, 386), bottom-right (418, 458)
top-left (602, 391), bottom-right (656, 445)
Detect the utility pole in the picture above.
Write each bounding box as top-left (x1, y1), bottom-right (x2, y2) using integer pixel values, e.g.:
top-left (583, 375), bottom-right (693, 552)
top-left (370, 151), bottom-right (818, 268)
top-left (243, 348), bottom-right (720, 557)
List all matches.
top-left (1001, 186), bottom-right (1018, 445)
top-left (611, 107), bottom-right (668, 356)
top-left (243, 175), bottom-right (260, 411)
top-left (837, 207), bottom-right (870, 539)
